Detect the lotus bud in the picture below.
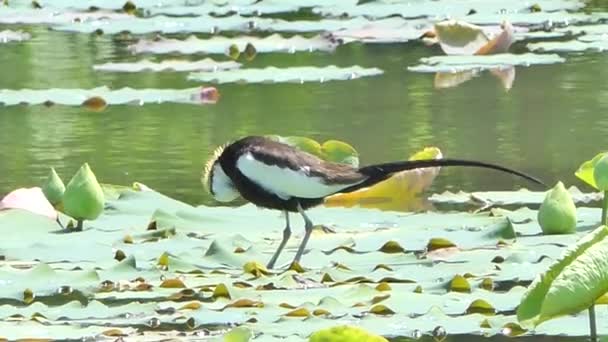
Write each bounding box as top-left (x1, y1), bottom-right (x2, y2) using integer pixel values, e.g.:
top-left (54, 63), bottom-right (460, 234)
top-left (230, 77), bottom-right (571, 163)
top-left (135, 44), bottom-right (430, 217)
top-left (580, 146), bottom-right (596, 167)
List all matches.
top-left (309, 326), bottom-right (388, 342)
top-left (41, 168), bottom-right (65, 207)
top-left (593, 155), bottom-right (608, 191)
top-left (62, 163), bottom-right (105, 230)
top-left (537, 181), bottom-right (577, 235)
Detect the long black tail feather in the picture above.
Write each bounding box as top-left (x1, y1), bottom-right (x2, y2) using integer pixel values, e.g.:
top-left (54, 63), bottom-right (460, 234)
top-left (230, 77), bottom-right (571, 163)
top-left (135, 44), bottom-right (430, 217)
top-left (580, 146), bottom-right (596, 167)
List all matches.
top-left (338, 158), bottom-right (546, 195)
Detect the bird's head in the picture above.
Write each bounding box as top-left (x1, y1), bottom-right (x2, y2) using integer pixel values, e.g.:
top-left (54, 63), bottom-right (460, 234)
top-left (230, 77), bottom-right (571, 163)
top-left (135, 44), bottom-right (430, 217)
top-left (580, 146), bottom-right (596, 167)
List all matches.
top-left (202, 143), bottom-right (241, 202)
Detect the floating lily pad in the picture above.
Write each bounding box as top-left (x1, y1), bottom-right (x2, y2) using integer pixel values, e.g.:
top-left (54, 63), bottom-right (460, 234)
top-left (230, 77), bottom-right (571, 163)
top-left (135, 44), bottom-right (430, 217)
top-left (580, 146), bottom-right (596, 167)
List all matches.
top-left (408, 53), bottom-right (565, 73)
top-left (0, 184), bottom-right (605, 339)
top-left (313, 0), bottom-right (583, 19)
top-left (528, 36), bottom-right (608, 53)
top-left (127, 34), bottom-right (338, 55)
top-left (52, 15), bottom-right (414, 35)
top-left (0, 8), bottom-right (130, 25)
top-left (94, 58), bottom-right (241, 72)
top-left (430, 186), bottom-right (601, 208)
top-left (329, 19), bottom-right (432, 44)
top-left (0, 29), bottom-right (31, 43)
top-left (145, 2), bottom-right (300, 16)
top-left (188, 65), bottom-right (383, 84)
top-left (0, 86), bottom-right (219, 106)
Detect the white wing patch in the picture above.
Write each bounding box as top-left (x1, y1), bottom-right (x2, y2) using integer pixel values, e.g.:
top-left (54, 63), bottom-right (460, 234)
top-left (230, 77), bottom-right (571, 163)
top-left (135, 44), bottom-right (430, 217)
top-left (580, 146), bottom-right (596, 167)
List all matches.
top-left (236, 152), bottom-right (360, 199)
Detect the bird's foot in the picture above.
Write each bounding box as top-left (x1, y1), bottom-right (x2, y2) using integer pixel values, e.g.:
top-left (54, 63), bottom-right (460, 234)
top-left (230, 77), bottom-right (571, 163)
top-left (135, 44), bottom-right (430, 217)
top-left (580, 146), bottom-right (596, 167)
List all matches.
top-left (312, 224), bottom-right (336, 234)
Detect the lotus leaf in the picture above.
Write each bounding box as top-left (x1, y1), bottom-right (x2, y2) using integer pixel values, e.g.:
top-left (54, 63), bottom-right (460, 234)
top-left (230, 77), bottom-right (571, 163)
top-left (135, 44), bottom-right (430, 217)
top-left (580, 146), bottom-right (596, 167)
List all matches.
top-left (517, 225), bottom-right (608, 326)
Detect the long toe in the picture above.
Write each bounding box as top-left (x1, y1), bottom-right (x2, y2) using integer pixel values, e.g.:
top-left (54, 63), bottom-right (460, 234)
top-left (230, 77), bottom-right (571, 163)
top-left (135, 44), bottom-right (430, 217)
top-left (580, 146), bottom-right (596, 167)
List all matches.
top-left (313, 224), bottom-right (336, 234)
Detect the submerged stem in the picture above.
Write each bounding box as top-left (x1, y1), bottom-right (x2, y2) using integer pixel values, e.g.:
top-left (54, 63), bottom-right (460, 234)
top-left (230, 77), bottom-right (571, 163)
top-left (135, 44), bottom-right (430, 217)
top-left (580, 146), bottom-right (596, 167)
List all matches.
top-left (589, 305), bottom-right (598, 342)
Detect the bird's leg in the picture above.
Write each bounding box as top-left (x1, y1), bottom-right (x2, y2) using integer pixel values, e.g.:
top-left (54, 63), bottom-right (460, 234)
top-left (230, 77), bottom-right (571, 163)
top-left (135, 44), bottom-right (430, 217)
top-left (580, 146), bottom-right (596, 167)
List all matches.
top-left (292, 203), bottom-right (314, 266)
top-left (266, 211), bottom-right (291, 269)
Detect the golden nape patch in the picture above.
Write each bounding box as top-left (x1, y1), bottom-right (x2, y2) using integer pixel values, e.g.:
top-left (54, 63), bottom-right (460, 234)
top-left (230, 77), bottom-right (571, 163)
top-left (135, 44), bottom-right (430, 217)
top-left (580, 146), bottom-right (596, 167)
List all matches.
top-left (202, 143), bottom-right (229, 193)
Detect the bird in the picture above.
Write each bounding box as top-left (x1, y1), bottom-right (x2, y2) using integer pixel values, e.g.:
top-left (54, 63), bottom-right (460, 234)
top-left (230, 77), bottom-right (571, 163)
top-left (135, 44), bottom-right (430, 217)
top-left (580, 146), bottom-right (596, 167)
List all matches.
top-left (202, 135), bottom-right (545, 269)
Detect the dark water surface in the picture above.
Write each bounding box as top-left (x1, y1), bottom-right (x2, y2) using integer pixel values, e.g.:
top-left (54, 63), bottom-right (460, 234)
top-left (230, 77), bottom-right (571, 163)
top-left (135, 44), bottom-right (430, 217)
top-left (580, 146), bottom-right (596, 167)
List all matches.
top-left (0, 24), bottom-right (608, 206)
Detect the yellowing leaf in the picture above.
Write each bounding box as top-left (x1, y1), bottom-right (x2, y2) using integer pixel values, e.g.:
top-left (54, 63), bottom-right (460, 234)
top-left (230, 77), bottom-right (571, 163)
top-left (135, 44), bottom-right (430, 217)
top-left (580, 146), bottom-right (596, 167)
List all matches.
top-left (427, 238), bottom-right (457, 252)
top-left (481, 278), bottom-right (494, 291)
top-left (224, 299), bottom-right (263, 309)
top-left (369, 304), bottom-right (395, 315)
top-left (180, 301), bottom-right (202, 310)
top-left (213, 283), bottom-right (231, 300)
top-left (102, 329), bottom-right (124, 337)
top-left (466, 299), bottom-right (496, 315)
top-left (313, 309), bottom-right (330, 316)
top-left (289, 261), bottom-right (306, 273)
top-left (378, 240), bottom-right (405, 253)
top-left (243, 261), bottom-right (270, 277)
top-left (23, 288), bottom-right (35, 304)
top-left (285, 307), bottom-right (310, 317)
top-left (309, 326), bottom-right (388, 342)
top-left (224, 327), bottom-right (252, 342)
top-left (160, 278), bottom-right (186, 288)
top-left (81, 96), bottom-right (107, 112)
top-left (375, 282), bottom-right (392, 291)
top-left (325, 147), bottom-right (441, 211)
top-left (449, 275), bottom-right (471, 293)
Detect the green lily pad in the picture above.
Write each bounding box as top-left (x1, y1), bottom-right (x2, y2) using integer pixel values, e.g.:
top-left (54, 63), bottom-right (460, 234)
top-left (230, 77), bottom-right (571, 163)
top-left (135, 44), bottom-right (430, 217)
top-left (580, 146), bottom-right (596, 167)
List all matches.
top-left (528, 38), bottom-right (608, 53)
top-left (267, 136), bottom-right (359, 167)
top-left (575, 152), bottom-right (608, 190)
top-left (0, 184), bottom-right (607, 339)
top-left (313, 0), bottom-right (583, 20)
top-left (127, 34), bottom-right (338, 55)
top-left (0, 8), bottom-right (130, 25)
top-left (430, 186), bottom-right (601, 208)
top-left (188, 66), bottom-right (383, 84)
top-left (0, 86), bottom-right (219, 106)
top-left (51, 15), bottom-right (412, 35)
top-left (0, 29), bottom-right (30, 43)
top-left (408, 53), bottom-right (565, 73)
top-left (94, 58), bottom-right (241, 73)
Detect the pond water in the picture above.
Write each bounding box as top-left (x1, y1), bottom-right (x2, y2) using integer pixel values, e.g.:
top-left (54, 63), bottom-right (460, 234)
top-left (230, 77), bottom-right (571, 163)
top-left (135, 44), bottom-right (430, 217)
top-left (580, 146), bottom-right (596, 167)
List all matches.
top-left (1, 7), bottom-right (608, 205)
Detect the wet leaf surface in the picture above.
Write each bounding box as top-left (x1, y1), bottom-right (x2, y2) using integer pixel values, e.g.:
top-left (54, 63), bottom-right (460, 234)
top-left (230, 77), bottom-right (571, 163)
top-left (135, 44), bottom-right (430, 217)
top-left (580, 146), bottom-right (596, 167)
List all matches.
top-left (188, 65), bottom-right (383, 84)
top-left (0, 87), bottom-right (219, 106)
top-left (0, 184), bottom-right (604, 339)
top-left (94, 58), bottom-right (241, 72)
top-left (408, 53), bottom-right (565, 73)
